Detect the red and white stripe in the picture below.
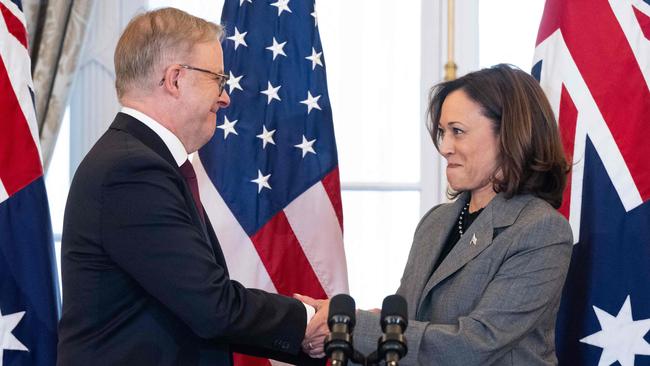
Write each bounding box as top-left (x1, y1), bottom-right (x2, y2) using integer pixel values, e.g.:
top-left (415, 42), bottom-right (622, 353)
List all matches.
top-left (534, 0), bottom-right (650, 243)
top-left (0, 0), bottom-right (43, 204)
top-left (195, 157), bottom-right (348, 298)
top-left (195, 157), bottom-right (347, 366)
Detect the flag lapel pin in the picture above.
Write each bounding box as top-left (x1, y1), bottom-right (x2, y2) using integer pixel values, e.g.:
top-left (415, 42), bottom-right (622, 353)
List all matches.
top-left (470, 234), bottom-right (478, 246)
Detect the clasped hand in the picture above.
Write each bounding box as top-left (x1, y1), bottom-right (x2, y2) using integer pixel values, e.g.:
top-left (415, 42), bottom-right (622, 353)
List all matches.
top-left (294, 294), bottom-right (330, 358)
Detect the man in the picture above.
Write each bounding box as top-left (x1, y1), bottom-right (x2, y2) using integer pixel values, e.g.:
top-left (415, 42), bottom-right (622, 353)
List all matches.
top-left (57, 8), bottom-right (326, 366)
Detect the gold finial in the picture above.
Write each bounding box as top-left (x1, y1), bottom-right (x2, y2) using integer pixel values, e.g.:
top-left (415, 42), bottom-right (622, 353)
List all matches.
top-left (444, 62), bottom-right (457, 81)
top-left (445, 0), bottom-right (456, 81)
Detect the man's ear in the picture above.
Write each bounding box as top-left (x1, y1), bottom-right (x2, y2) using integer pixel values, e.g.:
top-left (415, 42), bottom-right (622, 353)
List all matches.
top-left (161, 66), bottom-right (181, 97)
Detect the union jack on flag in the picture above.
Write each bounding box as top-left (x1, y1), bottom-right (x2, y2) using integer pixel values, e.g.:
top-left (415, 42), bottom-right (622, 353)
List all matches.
top-left (533, 0), bottom-right (650, 365)
top-left (194, 0), bottom-right (348, 364)
top-left (0, 0), bottom-right (59, 365)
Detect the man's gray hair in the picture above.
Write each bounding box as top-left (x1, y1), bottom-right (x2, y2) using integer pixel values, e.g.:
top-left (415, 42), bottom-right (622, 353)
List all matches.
top-left (114, 7), bottom-right (223, 99)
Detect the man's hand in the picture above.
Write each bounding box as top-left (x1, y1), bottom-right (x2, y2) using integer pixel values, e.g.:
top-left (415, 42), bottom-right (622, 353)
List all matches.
top-left (294, 293), bottom-right (329, 358)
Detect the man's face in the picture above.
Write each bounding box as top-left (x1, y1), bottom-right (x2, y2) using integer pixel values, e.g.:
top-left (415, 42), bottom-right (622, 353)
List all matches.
top-left (177, 40), bottom-right (230, 153)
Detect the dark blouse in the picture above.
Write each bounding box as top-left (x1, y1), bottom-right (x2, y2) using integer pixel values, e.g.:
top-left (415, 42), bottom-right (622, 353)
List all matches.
top-left (431, 206), bottom-right (484, 274)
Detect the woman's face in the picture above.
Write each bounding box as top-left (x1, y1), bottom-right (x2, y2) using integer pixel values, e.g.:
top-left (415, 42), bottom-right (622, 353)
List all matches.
top-left (438, 89), bottom-right (500, 196)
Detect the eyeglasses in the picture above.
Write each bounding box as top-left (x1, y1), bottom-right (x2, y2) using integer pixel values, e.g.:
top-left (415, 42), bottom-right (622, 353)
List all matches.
top-left (159, 64), bottom-right (230, 96)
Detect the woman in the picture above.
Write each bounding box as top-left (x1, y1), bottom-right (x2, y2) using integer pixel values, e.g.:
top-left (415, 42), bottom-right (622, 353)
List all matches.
top-left (349, 64), bottom-right (572, 365)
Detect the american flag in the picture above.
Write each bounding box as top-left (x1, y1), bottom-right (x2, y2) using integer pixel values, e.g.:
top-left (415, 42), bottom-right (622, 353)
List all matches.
top-left (533, 0), bottom-right (650, 365)
top-left (0, 0), bottom-right (59, 365)
top-left (194, 0), bottom-right (348, 364)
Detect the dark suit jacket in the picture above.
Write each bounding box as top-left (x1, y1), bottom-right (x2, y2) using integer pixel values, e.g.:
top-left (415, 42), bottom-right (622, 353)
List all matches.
top-left (57, 113), bottom-right (314, 366)
top-left (353, 193), bottom-right (573, 365)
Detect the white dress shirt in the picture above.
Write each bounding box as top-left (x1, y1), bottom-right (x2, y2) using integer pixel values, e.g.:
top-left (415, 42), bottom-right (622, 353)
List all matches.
top-left (120, 107), bottom-right (188, 167)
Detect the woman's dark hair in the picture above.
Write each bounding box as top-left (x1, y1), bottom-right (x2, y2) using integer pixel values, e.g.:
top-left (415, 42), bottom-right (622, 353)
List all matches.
top-left (427, 64), bottom-right (570, 208)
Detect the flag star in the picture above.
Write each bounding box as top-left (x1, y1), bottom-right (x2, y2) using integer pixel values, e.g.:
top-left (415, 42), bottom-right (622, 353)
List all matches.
top-left (0, 308), bottom-right (29, 361)
top-left (294, 135), bottom-right (316, 158)
top-left (251, 170), bottom-right (272, 193)
top-left (305, 47), bottom-right (323, 70)
top-left (300, 91), bottom-right (322, 114)
top-left (580, 295), bottom-right (650, 366)
top-left (256, 125), bottom-right (276, 149)
top-left (311, 9), bottom-right (318, 27)
top-left (239, 0), bottom-right (252, 5)
top-left (261, 81), bottom-right (282, 104)
top-left (227, 71), bottom-right (243, 93)
top-left (270, 0), bottom-right (292, 16)
top-left (227, 27), bottom-right (248, 50)
top-left (217, 116), bottom-right (238, 139)
top-left (266, 37), bottom-right (287, 60)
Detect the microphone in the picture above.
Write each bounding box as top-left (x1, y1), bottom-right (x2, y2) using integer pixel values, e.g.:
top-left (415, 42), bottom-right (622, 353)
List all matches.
top-left (378, 295), bottom-right (408, 366)
top-left (324, 294), bottom-right (356, 366)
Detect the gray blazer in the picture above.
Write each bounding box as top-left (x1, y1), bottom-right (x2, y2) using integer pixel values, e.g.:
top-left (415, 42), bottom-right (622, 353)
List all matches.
top-left (352, 193), bottom-right (572, 365)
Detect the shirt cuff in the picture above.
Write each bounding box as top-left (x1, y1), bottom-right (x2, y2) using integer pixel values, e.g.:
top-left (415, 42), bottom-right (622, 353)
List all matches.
top-left (303, 302), bottom-right (316, 322)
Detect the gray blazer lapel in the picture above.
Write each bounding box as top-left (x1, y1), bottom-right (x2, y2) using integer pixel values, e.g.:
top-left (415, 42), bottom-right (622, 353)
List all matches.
top-left (417, 193), bottom-right (534, 315)
top-left (404, 199), bottom-right (462, 313)
top-left (425, 206), bottom-right (494, 290)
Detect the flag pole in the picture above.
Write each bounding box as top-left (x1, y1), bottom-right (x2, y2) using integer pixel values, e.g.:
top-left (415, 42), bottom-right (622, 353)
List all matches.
top-left (444, 0), bottom-right (457, 81)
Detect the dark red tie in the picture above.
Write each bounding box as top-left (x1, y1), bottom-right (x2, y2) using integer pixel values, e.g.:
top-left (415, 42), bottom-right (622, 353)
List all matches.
top-left (179, 160), bottom-right (205, 223)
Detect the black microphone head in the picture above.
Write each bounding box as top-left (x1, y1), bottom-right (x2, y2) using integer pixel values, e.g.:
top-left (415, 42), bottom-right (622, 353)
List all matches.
top-left (328, 294), bottom-right (356, 329)
top-left (380, 295), bottom-right (408, 331)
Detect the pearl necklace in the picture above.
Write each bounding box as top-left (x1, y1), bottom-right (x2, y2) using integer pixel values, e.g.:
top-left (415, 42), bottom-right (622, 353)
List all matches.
top-left (457, 202), bottom-right (470, 236)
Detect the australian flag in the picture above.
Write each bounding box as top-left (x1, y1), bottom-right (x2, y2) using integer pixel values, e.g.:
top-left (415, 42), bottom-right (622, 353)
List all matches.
top-left (195, 1), bottom-right (348, 365)
top-left (533, 0), bottom-right (650, 365)
top-left (0, 0), bottom-right (60, 365)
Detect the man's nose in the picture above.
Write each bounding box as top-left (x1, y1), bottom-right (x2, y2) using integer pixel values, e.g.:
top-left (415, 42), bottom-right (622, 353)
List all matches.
top-left (218, 90), bottom-right (230, 108)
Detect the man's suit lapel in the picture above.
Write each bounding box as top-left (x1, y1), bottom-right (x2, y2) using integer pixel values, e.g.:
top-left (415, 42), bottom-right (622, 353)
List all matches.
top-left (111, 113), bottom-right (177, 167)
top-left (417, 193), bottom-right (533, 316)
top-left (109, 113), bottom-right (212, 244)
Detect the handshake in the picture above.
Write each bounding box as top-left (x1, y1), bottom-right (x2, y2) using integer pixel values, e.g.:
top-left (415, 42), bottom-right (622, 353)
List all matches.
top-left (294, 294), bottom-right (408, 365)
top-left (294, 293), bottom-right (332, 359)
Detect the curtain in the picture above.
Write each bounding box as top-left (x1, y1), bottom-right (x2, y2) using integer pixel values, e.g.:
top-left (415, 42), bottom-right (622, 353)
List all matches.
top-left (22, 0), bottom-right (95, 172)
